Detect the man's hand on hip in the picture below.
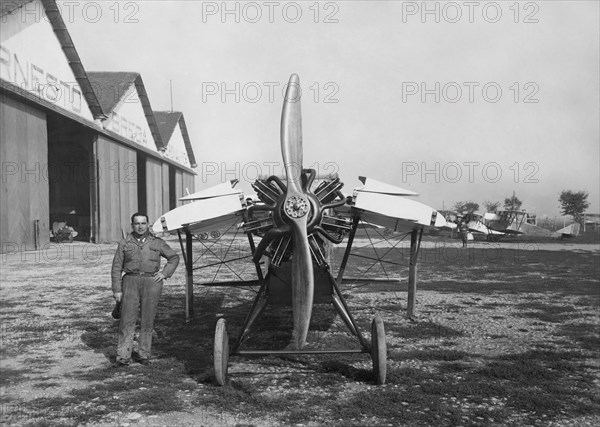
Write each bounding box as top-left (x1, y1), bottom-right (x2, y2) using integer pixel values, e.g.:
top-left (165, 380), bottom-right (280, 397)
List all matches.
top-left (153, 272), bottom-right (166, 282)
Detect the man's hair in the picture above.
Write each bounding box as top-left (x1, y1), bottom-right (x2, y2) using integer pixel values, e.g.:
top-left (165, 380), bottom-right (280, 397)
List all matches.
top-left (131, 213), bottom-right (149, 224)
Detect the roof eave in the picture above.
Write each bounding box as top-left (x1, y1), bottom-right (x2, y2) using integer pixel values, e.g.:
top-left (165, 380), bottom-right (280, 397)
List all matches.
top-left (178, 115), bottom-right (197, 168)
top-left (133, 75), bottom-right (165, 152)
top-left (41, 0), bottom-right (104, 119)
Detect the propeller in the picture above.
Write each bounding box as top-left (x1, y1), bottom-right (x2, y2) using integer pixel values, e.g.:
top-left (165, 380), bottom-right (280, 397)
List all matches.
top-left (280, 74), bottom-right (314, 350)
top-left (248, 74), bottom-right (347, 349)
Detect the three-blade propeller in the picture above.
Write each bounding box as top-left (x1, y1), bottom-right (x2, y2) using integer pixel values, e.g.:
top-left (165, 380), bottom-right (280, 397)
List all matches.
top-left (280, 74), bottom-right (314, 349)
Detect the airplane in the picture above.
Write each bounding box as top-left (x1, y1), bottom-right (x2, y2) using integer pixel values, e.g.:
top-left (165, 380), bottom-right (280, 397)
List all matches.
top-left (153, 74), bottom-right (450, 385)
top-left (465, 211), bottom-right (517, 241)
top-left (556, 222), bottom-right (581, 238)
top-left (484, 210), bottom-right (527, 235)
top-left (442, 209), bottom-right (528, 242)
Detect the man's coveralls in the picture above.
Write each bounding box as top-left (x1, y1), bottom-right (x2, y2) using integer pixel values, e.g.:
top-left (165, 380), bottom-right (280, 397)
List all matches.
top-left (111, 233), bottom-right (179, 364)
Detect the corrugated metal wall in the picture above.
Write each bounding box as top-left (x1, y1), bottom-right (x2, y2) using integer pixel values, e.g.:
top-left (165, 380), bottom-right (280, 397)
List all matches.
top-left (161, 163), bottom-right (170, 212)
top-left (182, 172), bottom-right (195, 202)
top-left (0, 96), bottom-right (50, 252)
top-left (0, 94), bottom-right (196, 250)
top-left (143, 159), bottom-right (196, 220)
top-left (95, 135), bottom-right (138, 243)
top-left (175, 169), bottom-right (183, 207)
top-left (145, 157), bottom-right (163, 225)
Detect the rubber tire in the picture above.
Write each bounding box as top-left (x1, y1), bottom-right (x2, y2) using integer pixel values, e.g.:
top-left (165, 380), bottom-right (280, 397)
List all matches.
top-left (371, 316), bottom-right (387, 385)
top-left (214, 318), bottom-right (229, 386)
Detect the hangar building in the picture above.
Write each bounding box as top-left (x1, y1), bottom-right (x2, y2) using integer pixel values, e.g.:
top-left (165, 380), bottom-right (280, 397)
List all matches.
top-left (1, 0), bottom-right (197, 252)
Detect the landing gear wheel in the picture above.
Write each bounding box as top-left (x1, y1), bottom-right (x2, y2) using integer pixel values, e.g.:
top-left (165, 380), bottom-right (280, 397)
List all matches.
top-left (371, 316), bottom-right (387, 385)
top-left (214, 318), bottom-right (229, 386)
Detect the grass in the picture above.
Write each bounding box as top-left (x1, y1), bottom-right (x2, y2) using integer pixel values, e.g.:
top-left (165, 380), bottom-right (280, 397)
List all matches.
top-left (33, 381), bottom-right (62, 389)
top-left (387, 321), bottom-right (465, 340)
top-left (1, 243), bottom-right (599, 425)
top-left (515, 302), bottom-right (580, 323)
top-left (23, 356), bottom-right (58, 366)
top-left (390, 348), bottom-right (471, 361)
top-left (195, 342), bottom-right (599, 426)
top-left (17, 363), bottom-right (192, 424)
top-left (0, 368), bottom-right (26, 385)
top-left (555, 323), bottom-right (600, 351)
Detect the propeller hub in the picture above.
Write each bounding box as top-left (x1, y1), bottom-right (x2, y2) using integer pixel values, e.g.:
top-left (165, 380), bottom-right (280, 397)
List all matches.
top-left (284, 195), bottom-right (309, 219)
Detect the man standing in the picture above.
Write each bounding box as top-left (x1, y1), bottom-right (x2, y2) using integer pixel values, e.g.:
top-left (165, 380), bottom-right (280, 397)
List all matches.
top-left (111, 213), bottom-right (179, 367)
top-left (458, 216), bottom-right (470, 248)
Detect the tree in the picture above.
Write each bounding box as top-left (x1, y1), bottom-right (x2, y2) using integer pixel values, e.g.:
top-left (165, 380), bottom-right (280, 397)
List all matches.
top-left (504, 193), bottom-right (523, 211)
top-left (483, 200), bottom-right (501, 213)
top-left (559, 190), bottom-right (589, 225)
top-left (454, 201), bottom-right (479, 214)
top-left (537, 216), bottom-right (557, 231)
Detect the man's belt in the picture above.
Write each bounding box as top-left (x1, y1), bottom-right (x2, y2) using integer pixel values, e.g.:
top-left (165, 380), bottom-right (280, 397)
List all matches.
top-left (125, 272), bottom-right (156, 277)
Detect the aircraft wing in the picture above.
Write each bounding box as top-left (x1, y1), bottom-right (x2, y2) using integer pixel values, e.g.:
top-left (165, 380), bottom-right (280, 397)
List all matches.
top-left (556, 223), bottom-right (581, 237)
top-left (347, 179), bottom-right (449, 232)
top-left (486, 220), bottom-right (525, 235)
top-left (355, 176), bottom-right (419, 196)
top-left (467, 221), bottom-right (488, 234)
top-left (180, 180), bottom-right (242, 201)
top-left (182, 206), bottom-right (246, 235)
top-left (493, 228), bottom-right (524, 235)
top-left (152, 184), bottom-right (246, 234)
top-left (485, 221), bottom-right (524, 234)
top-left (467, 220), bottom-right (504, 235)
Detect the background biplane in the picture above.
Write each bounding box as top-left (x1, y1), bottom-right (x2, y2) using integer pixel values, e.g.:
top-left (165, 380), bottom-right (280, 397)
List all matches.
top-left (465, 210), bottom-right (529, 241)
top-left (153, 74), bottom-right (450, 385)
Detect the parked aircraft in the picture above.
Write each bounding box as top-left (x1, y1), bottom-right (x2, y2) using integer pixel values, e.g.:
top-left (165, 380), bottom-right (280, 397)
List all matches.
top-left (153, 74), bottom-right (450, 385)
top-left (465, 211), bottom-right (525, 241)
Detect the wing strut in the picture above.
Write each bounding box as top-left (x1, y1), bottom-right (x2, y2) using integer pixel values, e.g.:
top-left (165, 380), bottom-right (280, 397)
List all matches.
top-left (407, 228), bottom-right (424, 318)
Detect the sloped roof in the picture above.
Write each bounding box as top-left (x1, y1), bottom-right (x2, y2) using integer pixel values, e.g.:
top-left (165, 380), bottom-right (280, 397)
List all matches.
top-left (174, 114), bottom-right (197, 168)
top-left (154, 111), bottom-right (182, 143)
top-left (0, 0), bottom-right (195, 174)
top-left (1, 80), bottom-right (196, 174)
top-left (86, 72), bottom-right (139, 114)
top-left (154, 111), bottom-right (197, 168)
top-left (86, 71), bottom-right (165, 152)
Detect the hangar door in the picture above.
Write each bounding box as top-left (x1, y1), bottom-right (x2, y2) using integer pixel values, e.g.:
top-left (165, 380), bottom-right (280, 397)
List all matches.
top-left (182, 172), bottom-right (195, 201)
top-left (47, 113), bottom-right (94, 243)
top-left (0, 95), bottom-right (49, 251)
top-left (94, 136), bottom-right (138, 243)
top-left (145, 157), bottom-right (164, 226)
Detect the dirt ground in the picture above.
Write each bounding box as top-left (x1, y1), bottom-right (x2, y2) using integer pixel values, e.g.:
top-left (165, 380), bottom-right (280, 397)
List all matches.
top-left (1, 236), bottom-right (598, 426)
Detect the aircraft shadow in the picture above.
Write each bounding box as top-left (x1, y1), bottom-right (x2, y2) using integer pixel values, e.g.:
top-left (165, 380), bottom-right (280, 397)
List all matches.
top-left (81, 287), bottom-right (352, 382)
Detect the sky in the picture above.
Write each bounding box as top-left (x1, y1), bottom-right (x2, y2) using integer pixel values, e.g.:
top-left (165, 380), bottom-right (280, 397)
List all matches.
top-left (59, 0), bottom-right (599, 218)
